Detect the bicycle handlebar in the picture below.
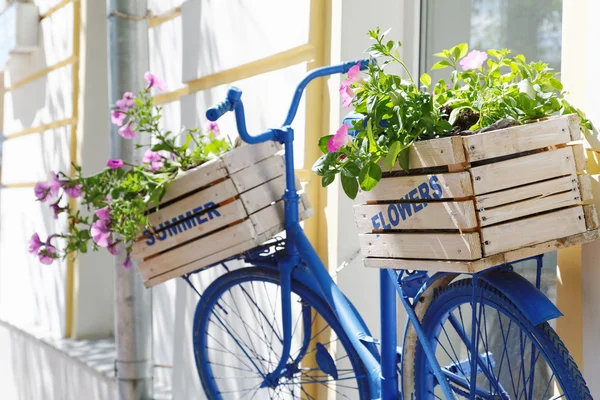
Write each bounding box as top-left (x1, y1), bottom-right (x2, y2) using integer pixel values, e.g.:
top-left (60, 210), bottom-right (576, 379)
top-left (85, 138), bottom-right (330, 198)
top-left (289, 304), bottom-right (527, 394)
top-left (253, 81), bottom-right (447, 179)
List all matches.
top-left (205, 58), bottom-right (371, 144)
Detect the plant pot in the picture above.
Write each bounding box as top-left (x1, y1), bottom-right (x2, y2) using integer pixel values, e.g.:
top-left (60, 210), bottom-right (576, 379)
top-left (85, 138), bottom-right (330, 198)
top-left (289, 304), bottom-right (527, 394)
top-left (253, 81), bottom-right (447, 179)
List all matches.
top-left (354, 114), bottom-right (599, 273)
top-left (133, 141), bottom-right (312, 287)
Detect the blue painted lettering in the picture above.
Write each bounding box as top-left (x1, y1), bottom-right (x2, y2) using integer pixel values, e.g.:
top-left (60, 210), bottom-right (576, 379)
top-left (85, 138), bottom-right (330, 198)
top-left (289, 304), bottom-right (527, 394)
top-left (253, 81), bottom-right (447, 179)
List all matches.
top-left (396, 201), bottom-right (413, 220)
top-left (429, 176), bottom-right (443, 199)
top-left (378, 212), bottom-right (392, 229)
top-left (417, 182), bottom-right (431, 208)
top-left (156, 224), bottom-right (168, 241)
top-left (193, 206), bottom-right (208, 224)
top-left (387, 204), bottom-right (400, 226)
top-left (205, 201), bottom-right (221, 219)
top-left (371, 214), bottom-right (381, 230)
top-left (408, 189), bottom-right (423, 212)
top-left (143, 229), bottom-right (156, 246)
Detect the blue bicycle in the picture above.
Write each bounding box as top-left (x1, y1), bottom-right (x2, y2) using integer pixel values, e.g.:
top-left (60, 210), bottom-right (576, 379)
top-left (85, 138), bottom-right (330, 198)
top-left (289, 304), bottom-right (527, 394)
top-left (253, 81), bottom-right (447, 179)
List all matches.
top-left (190, 60), bottom-right (592, 399)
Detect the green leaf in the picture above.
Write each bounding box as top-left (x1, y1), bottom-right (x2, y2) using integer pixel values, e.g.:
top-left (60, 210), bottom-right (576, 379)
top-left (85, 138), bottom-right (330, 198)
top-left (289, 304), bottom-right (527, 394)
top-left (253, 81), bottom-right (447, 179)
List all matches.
top-left (318, 135), bottom-right (333, 153)
top-left (384, 141), bottom-right (402, 171)
top-left (358, 162), bottom-right (382, 191)
top-left (181, 133), bottom-right (193, 152)
top-left (488, 49), bottom-right (502, 60)
top-left (398, 148), bottom-right (410, 171)
top-left (431, 60), bottom-right (452, 70)
top-left (322, 174), bottom-right (336, 187)
top-left (518, 79), bottom-right (536, 99)
top-left (549, 78), bottom-right (563, 91)
top-left (366, 120), bottom-right (377, 152)
top-left (342, 162), bottom-right (360, 177)
top-left (453, 43), bottom-right (468, 60)
top-left (420, 73), bottom-right (432, 88)
top-left (449, 106), bottom-right (469, 126)
top-left (340, 175), bottom-right (359, 199)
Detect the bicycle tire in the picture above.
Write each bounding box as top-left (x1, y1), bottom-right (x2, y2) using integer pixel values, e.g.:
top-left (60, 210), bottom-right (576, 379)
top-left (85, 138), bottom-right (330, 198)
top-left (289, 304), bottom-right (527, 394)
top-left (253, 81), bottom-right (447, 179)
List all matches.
top-left (410, 278), bottom-right (592, 399)
top-left (193, 266), bottom-right (371, 399)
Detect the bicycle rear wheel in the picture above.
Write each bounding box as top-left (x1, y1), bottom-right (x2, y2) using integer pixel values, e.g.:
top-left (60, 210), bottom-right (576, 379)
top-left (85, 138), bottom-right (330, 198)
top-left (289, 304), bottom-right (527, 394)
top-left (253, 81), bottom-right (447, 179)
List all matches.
top-left (193, 266), bottom-right (370, 399)
top-left (410, 279), bottom-right (592, 399)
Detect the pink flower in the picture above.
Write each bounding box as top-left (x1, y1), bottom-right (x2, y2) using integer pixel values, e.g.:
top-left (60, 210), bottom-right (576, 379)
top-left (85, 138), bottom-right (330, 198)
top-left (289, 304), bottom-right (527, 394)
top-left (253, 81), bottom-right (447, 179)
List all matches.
top-left (459, 50), bottom-right (488, 71)
top-left (34, 182), bottom-right (52, 202)
top-left (118, 123), bottom-right (136, 140)
top-left (39, 245), bottom-right (57, 265)
top-left (347, 61), bottom-right (361, 83)
top-left (107, 241), bottom-right (120, 256)
top-left (91, 219), bottom-right (111, 248)
top-left (95, 207), bottom-right (111, 220)
top-left (143, 149), bottom-right (164, 171)
top-left (111, 110), bottom-right (126, 126)
top-left (106, 194), bottom-right (113, 204)
top-left (327, 124), bottom-right (351, 152)
top-left (48, 171), bottom-right (62, 197)
top-left (28, 233), bottom-right (43, 254)
top-left (340, 84), bottom-right (355, 108)
top-left (115, 92), bottom-right (135, 111)
top-left (206, 121), bottom-right (220, 137)
top-left (64, 184), bottom-right (82, 198)
top-left (144, 72), bottom-right (167, 91)
top-left (123, 252), bottom-right (132, 269)
top-left (107, 159), bottom-right (124, 170)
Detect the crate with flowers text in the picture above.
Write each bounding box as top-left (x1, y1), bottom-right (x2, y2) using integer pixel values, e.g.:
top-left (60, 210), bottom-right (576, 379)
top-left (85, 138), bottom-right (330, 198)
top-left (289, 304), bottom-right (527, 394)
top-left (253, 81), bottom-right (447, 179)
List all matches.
top-left (355, 114), bottom-right (600, 273)
top-left (133, 141), bottom-right (312, 287)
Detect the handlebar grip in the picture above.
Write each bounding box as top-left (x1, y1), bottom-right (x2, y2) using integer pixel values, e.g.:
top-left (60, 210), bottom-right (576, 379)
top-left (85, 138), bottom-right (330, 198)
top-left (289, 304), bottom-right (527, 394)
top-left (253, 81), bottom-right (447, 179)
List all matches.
top-left (206, 99), bottom-right (233, 122)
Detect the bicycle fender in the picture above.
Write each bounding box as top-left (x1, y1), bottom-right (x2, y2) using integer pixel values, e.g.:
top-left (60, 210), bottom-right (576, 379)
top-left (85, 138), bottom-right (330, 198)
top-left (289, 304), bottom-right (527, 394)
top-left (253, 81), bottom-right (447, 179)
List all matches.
top-left (481, 269), bottom-right (562, 326)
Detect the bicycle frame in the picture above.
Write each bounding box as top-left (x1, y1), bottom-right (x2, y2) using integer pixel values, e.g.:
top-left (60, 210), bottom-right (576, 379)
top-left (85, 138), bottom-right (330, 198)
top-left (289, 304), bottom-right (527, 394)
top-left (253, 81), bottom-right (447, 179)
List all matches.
top-left (205, 60), bottom-right (562, 400)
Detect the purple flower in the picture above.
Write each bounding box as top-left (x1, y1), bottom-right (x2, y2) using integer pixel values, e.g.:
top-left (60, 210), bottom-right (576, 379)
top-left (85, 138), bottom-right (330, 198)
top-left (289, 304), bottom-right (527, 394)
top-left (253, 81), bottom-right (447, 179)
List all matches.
top-left (107, 159), bottom-right (124, 170)
top-left (460, 50), bottom-right (488, 71)
top-left (95, 207), bottom-right (111, 221)
top-left (111, 110), bottom-right (126, 126)
top-left (118, 123), bottom-right (136, 140)
top-left (48, 171), bottom-right (62, 197)
top-left (64, 184), bottom-right (82, 198)
top-left (28, 233), bottom-right (43, 254)
top-left (50, 198), bottom-right (63, 220)
top-left (327, 124), bottom-right (351, 152)
top-left (123, 252), bottom-right (132, 269)
top-left (106, 194), bottom-right (113, 204)
top-left (144, 72), bottom-right (167, 91)
top-left (206, 121), bottom-right (220, 137)
top-left (91, 219), bottom-right (111, 248)
top-left (115, 92), bottom-right (135, 111)
top-left (143, 149), bottom-right (164, 171)
top-left (34, 182), bottom-right (52, 202)
top-left (107, 241), bottom-right (120, 256)
top-left (339, 84), bottom-right (355, 108)
top-left (39, 245), bottom-right (57, 265)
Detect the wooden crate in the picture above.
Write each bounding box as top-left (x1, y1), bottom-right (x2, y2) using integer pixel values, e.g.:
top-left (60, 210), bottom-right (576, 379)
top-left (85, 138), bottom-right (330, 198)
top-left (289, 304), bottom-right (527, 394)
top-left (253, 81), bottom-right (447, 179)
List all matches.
top-left (133, 141), bottom-right (313, 287)
top-left (356, 114), bottom-right (600, 273)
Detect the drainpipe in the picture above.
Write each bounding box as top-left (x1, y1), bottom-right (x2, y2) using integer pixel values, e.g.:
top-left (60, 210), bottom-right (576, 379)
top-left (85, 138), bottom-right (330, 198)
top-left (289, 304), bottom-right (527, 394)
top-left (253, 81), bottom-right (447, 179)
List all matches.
top-left (107, 0), bottom-right (153, 399)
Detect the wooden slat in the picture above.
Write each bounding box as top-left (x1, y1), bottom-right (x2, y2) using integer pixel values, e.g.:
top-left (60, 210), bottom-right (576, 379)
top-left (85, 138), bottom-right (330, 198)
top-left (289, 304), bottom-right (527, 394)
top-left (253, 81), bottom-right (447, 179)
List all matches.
top-left (572, 144), bottom-right (586, 171)
top-left (230, 155), bottom-right (285, 193)
top-left (40, 0), bottom-right (73, 19)
top-left (159, 159), bottom-right (227, 204)
top-left (583, 205), bottom-right (599, 230)
top-left (384, 136), bottom-right (466, 171)
top-left (133, 200), bottom-right (247, 260)
top-left (144, 239), bottom-right (257, 288)
top-left (360, 172), bottom-right (473, 202)
top-left (149, 179), bottom-right (238, 226)
top-left (567, 114), bottom-right (582, 140)
top-left (578, 174), bottom-right (593, 202)
top-left (4, 117), bottom-right (76, 139)
top-left (354, 201), bottom-right (477, 232)
top-left (240, 175), bottom-right (301, 215)
top-left (148, 6), bottom-right (181, 28)
top-left (222, 141), bottom-right (281, 174)
top-left (6, 56), bottom-right (78, 92)
top-left (250, 194), bottom-right (312, 235)
top-left (475, 175), bottom-right (579, 209)
top-left (470, 147), bottom-right (577, 195)
top-left (363, 229), bottom-right (600, 273)
top-left (481, 206), bottom-right (586, 256)
top-left (139, 220), bottom-right (256, 281)
top-left (479, 191), bottom-right (581, 226)
top-left (464, 115), bottom-right (575, 162)
top-left (358, 232), bottom-right (482, 260)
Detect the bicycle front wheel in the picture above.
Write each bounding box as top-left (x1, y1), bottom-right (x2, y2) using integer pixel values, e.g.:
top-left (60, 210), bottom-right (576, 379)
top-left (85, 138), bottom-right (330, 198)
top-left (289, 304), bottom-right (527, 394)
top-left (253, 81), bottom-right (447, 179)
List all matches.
top-left (410, 279), bottom-right (592, 399)
top-left (193, 266), bottom-right (370, 399)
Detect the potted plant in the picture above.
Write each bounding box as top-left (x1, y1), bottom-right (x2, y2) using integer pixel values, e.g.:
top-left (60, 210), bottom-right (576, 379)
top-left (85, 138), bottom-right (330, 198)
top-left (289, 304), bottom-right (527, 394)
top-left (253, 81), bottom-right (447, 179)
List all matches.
top-left (29, 72), bottom-right (311, 287)
top-left (314, 28), bottom-right (598, 271)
